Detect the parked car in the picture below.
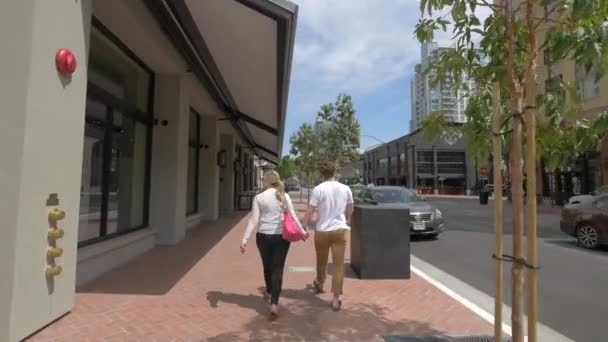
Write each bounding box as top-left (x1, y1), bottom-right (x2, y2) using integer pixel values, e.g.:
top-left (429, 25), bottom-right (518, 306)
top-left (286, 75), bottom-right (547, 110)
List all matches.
top-left (285, 179), bottom-right (300, 192)
top-left (566, 185), bottom-right (608, 205)
top-left (560, 194), bottom-right (608, 249)
top-left (356, 186), bottom-right (445, 238)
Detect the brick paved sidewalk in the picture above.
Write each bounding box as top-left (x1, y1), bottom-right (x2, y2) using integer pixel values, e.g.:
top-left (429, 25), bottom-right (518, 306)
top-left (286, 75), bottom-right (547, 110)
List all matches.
top-left (29, 204), bottom-right (493, 341)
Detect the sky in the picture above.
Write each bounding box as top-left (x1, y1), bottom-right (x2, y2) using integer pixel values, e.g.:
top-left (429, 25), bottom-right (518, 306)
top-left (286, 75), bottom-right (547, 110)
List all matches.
top-left (282, 0), bottom-right (490, 154)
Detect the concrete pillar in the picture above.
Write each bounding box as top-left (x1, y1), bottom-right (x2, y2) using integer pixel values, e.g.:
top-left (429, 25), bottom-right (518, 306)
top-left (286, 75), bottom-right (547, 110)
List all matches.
top-left (433, 146), bottom-right (439, 194)
top-left (601, 139), bottom-right (608, 186)
top-left (235, 145), bottom-right (243, 207)
top-left (199, 115), bottom-right (219, 221)
top-left (150, 73), bottom-right (190, 245)
top-left (0, 1), bottom-right (92, 340)
top-left (408, 145), bottom-right (416, 190)
top-left (219, 134), bottom-right (236, 212)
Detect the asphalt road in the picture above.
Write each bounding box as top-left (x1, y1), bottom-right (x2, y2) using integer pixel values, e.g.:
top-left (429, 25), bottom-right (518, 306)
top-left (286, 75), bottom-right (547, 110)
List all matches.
top-left (412, 198), bottom-right (608, 342)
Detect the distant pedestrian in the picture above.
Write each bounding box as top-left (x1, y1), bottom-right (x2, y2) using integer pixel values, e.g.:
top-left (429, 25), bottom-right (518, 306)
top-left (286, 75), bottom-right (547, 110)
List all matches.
top-left (302, 160), bottom-right (354, 311)
top-left (240, 170), bottom-right (308, 320)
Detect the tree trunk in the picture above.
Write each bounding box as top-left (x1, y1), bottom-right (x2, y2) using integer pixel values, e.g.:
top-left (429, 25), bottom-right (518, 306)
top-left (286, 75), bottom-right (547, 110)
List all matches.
top-left (491, 82), bottom-right (505, 341)
top-left (510, 85), bottom-right (526, 342)
top-left (505, 1), bottom-right (526, 340)
top-left (307, 175), bottom-right (311, 203)
top-left (524, 1), bottom-right (539, 340)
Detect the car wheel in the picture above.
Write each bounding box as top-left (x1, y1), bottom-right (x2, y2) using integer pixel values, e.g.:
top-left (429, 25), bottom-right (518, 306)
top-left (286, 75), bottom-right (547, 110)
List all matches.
top-left (577, 224), bottom-right (600, 249)
top-left (428, 233), bottom-right (439, 240)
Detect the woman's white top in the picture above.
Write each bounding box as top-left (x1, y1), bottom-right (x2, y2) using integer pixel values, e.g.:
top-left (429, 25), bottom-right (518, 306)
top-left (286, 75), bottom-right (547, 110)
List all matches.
top-left (242, 188), bottom-right (303, 241)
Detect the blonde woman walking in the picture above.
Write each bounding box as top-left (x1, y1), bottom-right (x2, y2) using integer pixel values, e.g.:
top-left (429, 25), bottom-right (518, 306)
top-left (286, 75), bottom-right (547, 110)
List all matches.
top-left (240, 170), bottom-right (307, 319)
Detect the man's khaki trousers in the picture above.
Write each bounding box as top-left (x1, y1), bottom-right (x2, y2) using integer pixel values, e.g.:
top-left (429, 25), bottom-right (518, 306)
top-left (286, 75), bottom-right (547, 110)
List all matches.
top-left (314, 229), bottom-right (349, 295)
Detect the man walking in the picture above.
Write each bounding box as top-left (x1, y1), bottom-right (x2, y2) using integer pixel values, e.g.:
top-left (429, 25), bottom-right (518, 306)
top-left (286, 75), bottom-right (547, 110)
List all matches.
top-left (302, 160), bottom-right (354, 311)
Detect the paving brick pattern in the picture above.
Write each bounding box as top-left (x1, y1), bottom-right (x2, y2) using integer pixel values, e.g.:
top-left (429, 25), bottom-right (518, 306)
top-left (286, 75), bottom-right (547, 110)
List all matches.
top-left (29, 200), bottom-right (492, 341)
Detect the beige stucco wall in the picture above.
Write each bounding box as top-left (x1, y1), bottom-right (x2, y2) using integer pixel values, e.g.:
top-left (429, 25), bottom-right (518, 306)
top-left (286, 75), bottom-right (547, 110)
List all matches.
top-left (0, 0), bottom-right (93, 340)
top-left (536, 4), bottom-right (608, 189)
top-left (0, 0), bottom-right (268, 338)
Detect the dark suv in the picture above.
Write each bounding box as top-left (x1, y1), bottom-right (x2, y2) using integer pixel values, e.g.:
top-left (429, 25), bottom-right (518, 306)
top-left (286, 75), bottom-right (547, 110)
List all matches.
top-left (560, 195), bottom-right (608, 249)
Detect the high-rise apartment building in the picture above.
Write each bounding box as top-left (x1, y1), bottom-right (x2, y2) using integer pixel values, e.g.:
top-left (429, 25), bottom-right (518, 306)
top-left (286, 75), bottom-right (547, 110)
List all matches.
top-left (410, 42), bottom-right (475, 131)
top-left (314, 117), bottom-right (332, 135)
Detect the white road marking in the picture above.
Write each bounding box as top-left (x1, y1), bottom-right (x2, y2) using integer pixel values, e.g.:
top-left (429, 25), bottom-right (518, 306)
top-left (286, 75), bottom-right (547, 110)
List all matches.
top-left (411, 255), bottom-right (574, 342)
top-left (410, 264), bottom-right (513, 337)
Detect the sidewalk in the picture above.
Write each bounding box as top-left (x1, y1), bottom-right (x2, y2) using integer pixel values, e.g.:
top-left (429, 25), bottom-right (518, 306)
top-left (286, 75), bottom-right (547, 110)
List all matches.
top-left (29, 203), bottom-right (493, 341)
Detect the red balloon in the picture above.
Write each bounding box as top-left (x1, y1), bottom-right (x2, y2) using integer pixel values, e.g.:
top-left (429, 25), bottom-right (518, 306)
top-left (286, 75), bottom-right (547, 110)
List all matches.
top-left (55, 48), bottom-right (77, 75)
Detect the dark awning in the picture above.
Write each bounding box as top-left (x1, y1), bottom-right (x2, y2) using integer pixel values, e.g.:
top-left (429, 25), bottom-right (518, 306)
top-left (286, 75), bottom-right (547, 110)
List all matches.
top-left (145, 0), bottom-right (298, 163)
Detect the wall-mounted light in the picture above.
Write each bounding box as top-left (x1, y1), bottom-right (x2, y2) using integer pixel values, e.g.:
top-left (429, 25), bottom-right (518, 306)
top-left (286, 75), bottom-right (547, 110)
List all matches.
top-left (217, 150), bottom-right (227, 168)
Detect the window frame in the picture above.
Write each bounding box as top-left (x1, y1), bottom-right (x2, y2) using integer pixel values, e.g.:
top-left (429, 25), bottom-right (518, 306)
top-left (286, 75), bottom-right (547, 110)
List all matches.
top-left (78, 18), bottom-right (155, 248)
top-left (575, 64), bottom-right (600, 101)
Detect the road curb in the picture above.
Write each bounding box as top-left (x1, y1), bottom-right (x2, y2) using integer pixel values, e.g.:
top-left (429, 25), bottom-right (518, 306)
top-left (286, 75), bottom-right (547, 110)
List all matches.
top-left (410, 255), bottom-right (574, 342)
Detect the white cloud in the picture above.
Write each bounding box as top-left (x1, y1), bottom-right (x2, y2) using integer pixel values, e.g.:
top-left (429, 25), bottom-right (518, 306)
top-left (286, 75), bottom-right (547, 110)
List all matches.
top-left (288, 1), bottom-right (491, 115)
top-left (292, 0), bottom-right (422, 95)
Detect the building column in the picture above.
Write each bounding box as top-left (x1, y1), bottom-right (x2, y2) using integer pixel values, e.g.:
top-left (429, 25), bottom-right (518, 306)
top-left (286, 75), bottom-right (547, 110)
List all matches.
top-left (150, 73), bottom-right (190, 245)
top-left (601, 139), bottom-right (608, 185)
top-left (0, 1), bottom-right (92, 340)
top-left (408, 145), bottom-right (416, 190)
top-left (219, 134), bottom-right (236, 213)
top-left (433, 146), bottom-right (439, 194)
top-left (199, 115), bottom-right (219, 221)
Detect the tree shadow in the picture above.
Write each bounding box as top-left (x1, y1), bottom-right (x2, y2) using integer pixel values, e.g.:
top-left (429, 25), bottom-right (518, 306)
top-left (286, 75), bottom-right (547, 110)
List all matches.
top-left (205, 288), bottom-right (446, 341)
top-left (78, 212), bottom-right (249, 295)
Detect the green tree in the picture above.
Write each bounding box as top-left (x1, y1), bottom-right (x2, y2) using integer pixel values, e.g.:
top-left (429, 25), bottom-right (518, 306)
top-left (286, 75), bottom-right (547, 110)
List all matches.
top-left (275, 155), bottom-right (295, 181)
top-left (290, 123), bottom-right (319, 199)
top-left (415, 1), bottom-right (608, 340)
top-left (316, 94), bottom-right (361, 169)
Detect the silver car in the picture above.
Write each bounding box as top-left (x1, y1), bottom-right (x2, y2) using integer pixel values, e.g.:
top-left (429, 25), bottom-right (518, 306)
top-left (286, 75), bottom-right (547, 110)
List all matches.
top-left (356, 186), bottom-right (445, 238)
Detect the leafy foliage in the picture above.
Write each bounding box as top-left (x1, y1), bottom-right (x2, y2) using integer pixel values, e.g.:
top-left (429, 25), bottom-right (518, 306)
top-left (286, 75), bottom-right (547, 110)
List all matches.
top-left (289, 123), bottom-right (319, 185)
top-left (415, 0), bottom-right (608, 171)
top-left (275, 155), bottom-right (295, 181)
top-left (316, 94), bottom-right (361, 168)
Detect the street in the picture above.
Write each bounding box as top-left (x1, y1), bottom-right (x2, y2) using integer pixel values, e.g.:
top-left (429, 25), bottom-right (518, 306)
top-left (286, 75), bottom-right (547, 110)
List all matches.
top-left (414, 198), bottom-right (608, 342)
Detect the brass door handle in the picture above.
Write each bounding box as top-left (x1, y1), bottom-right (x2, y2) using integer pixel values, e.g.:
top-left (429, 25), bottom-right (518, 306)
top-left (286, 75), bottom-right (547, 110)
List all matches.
top-left (45, 265), bottom-right (62, 277)
top-left (48, 228), bottom-right (65, 240)
top-left (47, 247), bottom-right (63, 258)
top-left (49, 209), bottom-right (65, 221)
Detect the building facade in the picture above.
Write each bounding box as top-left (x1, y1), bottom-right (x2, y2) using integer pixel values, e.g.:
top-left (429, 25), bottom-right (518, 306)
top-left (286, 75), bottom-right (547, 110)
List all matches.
top-left (1, 0), bottom-right (297, 340)
top-left (534, 1), bottom-right (608, 201)
top-left (410, 42), bottom-right (476, 132)
top-left (363, 129), bottom-right (477, 195)
top-left (339, 156), bottom-right (364, 185)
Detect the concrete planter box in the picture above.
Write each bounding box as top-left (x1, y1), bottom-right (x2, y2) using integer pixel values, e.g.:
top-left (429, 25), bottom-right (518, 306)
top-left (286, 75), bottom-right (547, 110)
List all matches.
top-left (350, 205), bottom-right (411, 279)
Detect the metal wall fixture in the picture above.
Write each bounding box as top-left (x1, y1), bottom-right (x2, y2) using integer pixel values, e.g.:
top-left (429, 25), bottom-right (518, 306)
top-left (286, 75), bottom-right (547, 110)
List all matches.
top-left (46, 208), bottom-right (65, 278)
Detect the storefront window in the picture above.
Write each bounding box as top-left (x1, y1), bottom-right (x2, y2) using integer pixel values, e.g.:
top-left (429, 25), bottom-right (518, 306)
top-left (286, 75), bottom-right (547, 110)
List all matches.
top-left (78, 20), bottom-right (153, 246)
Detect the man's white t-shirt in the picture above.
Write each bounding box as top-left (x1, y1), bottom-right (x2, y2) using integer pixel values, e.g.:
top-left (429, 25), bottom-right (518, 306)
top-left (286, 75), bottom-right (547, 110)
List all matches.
top-left (310, 181), bottom-right (354, 232)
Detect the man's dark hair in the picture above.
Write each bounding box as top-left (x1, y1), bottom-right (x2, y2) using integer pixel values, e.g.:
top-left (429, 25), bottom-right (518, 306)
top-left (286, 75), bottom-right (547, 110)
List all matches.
top-left (318, 160), bottom-right (337, 180)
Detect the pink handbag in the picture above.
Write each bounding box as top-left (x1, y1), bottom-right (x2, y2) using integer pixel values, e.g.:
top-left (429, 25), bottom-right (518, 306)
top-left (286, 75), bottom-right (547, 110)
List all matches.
top-left (282, 210), bottom-right (305, 242)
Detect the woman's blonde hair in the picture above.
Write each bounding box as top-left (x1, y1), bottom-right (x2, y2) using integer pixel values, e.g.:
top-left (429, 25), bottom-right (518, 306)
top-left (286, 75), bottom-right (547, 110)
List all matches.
top-left (263, 170), bottom-right (285, 204)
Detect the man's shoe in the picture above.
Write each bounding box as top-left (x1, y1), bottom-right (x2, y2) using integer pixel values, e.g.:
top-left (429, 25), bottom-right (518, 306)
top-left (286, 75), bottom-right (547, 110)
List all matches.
top-left (312, 279), bottom-right (324, 294)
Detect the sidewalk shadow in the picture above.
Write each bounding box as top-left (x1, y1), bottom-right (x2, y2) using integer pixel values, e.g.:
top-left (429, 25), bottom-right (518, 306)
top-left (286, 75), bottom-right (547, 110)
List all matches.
top-left (205, 288), bottom-right (444, 341)
top-left (78, 212), bottom-right (249, 295)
